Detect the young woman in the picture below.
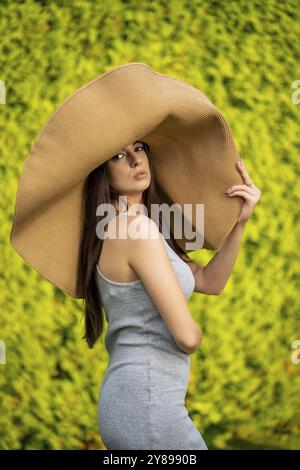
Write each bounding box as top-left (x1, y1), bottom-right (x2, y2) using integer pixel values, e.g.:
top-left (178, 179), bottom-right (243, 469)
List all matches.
top-left (77, 140), bottom-right (261, 450)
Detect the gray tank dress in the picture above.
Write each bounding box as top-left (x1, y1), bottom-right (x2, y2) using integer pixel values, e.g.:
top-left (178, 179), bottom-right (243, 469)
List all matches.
top-left (95, 221), bottom-right (208, 450)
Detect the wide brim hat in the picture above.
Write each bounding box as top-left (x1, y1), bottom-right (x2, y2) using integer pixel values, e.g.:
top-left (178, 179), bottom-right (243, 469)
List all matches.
top-left (10, 62), bottom-right (243, 299)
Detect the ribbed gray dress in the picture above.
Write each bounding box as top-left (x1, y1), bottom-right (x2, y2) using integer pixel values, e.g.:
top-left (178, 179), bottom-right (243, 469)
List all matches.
top-left (95, 225), bottom-right (208, 450)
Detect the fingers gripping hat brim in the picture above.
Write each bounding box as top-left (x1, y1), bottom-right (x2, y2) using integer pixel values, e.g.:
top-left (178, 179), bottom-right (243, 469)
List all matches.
top-left (10, 62), bottom-right (243, 298)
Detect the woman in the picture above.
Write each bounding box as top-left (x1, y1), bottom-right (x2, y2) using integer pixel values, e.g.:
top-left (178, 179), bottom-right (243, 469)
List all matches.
top-left (77, 140), bottom-right (261, 450)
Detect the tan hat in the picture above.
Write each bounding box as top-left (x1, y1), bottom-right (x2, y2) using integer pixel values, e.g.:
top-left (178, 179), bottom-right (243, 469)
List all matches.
top-left (10, 62), bottom-right (243, 298)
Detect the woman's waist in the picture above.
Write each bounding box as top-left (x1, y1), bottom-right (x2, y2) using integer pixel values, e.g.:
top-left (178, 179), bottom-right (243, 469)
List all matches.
top-left (106, 334), bottom-right (190, 358)
top-left (106, 322), bottom-right (189, 355)
top-left (102, 349), bottom-right (190, 399)
top-left (105, 342), bottom-right (190, 380)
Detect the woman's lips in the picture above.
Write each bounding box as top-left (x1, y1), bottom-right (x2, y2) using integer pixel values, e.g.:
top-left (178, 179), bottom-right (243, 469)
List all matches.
top-left (134, 171), bottom-right (147, 179)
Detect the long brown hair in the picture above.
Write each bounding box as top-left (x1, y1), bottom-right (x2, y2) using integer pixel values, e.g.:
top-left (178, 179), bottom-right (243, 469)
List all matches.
top-left (77, 142), bottom-right (193, 349)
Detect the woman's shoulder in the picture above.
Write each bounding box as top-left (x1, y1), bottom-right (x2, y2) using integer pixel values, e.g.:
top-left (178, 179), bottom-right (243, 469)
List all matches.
top-left (104, 213), bottom-right (159, 243)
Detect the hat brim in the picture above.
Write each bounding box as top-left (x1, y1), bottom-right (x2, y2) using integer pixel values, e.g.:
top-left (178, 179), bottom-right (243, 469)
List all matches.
top-left (10, 62), bottom-right (243, 298)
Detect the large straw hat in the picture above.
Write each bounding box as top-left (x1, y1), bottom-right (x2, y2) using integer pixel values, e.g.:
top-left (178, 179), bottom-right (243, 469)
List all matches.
top-left (10, 62), bottom-right (242, 298)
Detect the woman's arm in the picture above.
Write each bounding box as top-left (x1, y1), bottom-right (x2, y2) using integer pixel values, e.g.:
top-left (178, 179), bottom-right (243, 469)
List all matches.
top-left (192, 221), bottom-right (246, 295)
top-left (186, 158), bottom-right (261, 295)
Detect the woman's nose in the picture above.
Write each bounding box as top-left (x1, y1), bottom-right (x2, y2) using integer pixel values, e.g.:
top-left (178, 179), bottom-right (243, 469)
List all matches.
top-left (129, 153), bottom-right (142, 166)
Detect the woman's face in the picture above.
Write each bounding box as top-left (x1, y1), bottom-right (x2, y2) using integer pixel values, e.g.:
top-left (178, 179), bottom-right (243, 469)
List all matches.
top-left (107, 140), bottom-right (151, 205)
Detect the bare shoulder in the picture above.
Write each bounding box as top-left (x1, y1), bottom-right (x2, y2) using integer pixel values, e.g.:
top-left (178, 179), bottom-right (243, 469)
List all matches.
top-left (104, 213), bottom-right (161, 259)
top-left (125, 214), bottom-right (161, 241)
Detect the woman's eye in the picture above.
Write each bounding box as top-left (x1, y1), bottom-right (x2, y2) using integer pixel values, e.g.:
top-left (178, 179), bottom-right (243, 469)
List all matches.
top-left (112, 154), bottom-right (125, 161)
top-left (111, 146), bottom-right (144, 161)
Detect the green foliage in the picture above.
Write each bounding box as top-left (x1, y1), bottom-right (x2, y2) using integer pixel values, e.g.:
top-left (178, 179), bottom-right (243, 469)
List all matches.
top-left (1, 0), bottom-right (299, 450)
